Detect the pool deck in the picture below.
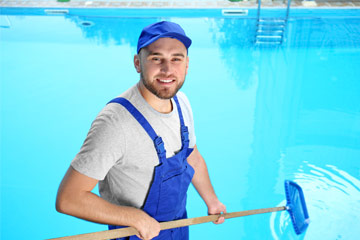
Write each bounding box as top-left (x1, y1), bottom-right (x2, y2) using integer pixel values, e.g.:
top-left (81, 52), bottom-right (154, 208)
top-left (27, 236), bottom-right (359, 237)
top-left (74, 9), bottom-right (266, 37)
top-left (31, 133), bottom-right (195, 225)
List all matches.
top-left (0, 0), bottom-right (360, 8)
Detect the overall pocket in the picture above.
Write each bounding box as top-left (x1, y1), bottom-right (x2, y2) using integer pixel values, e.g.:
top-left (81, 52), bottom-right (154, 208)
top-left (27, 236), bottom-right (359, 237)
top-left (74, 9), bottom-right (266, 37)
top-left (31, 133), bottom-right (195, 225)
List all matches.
top-left (156, 167), bottom-right (187, 220)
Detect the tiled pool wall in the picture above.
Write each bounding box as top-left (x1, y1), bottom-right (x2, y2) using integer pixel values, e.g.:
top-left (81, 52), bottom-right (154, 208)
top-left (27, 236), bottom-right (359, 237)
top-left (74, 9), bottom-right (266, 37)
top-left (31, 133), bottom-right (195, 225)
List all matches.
top-left (1, 0), bottom-right (360, 8)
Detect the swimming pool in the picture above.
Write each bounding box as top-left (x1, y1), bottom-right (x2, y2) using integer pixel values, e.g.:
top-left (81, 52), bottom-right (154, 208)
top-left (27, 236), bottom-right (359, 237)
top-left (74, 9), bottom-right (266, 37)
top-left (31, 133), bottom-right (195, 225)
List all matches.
top-left (1, 7), bottom-right (360, 240)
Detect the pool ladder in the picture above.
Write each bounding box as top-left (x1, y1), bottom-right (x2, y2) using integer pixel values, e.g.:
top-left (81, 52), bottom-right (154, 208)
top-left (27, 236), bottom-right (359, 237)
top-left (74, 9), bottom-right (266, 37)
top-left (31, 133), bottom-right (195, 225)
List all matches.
top-left (255, 0), bottom-right (291, 45)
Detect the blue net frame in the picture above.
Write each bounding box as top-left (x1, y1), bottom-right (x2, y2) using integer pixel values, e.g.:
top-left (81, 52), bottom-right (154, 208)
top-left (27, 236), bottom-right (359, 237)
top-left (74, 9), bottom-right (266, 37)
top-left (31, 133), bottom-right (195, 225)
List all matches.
top-left (284, 180), bottom-right (310, 235)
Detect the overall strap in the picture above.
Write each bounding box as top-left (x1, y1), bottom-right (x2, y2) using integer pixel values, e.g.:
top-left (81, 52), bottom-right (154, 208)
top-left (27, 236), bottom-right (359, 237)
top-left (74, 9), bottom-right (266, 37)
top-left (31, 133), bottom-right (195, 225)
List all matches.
top-left (108, 97), bottom-right (166, 160)
top-left (173, 96), bottom-right (189, 146)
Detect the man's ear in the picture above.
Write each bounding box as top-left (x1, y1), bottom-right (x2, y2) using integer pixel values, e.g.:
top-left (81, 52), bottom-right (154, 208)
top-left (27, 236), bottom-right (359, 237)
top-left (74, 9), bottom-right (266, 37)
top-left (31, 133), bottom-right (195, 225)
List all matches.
top-left (185, 56), bottom-right (189, 75)
top-left (134, 54), bottom-right (141, 73)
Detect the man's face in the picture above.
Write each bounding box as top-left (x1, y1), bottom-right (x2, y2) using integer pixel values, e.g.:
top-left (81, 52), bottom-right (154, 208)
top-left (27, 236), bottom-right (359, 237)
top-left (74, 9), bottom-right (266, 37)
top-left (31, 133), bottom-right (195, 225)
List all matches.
top-left (134, 37), bottom-right (189, 100)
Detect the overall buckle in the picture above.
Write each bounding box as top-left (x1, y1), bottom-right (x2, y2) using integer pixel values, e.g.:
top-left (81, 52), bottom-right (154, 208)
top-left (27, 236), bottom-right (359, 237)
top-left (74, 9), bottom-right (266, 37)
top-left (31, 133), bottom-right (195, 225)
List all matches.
top-left (154, 136), bottom-right (166, 158)
top-left (181, 126), bottom-right (189, 143)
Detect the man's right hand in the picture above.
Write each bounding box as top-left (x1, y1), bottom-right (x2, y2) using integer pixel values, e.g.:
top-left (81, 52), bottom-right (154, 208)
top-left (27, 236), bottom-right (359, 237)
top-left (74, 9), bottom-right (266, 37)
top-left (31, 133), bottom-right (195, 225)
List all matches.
top-left (133, 212), bottom-right (161, 240)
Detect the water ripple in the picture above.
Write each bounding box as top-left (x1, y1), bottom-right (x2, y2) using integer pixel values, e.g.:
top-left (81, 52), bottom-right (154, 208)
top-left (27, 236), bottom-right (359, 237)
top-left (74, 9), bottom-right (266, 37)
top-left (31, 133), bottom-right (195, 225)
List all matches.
top-left (270, 162), bottom-right (360, 240)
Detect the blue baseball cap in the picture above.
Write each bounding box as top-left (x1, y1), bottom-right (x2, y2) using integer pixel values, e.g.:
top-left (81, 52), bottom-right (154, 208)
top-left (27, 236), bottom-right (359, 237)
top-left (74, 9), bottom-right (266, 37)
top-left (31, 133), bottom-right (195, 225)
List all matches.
top-left (137, 21), bottom-right (192, 54)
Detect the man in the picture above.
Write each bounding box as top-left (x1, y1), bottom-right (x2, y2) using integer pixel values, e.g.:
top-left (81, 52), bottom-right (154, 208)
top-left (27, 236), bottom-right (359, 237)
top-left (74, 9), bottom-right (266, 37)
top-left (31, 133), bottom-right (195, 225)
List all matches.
top-left (56, 21), bottom-right (226, 240)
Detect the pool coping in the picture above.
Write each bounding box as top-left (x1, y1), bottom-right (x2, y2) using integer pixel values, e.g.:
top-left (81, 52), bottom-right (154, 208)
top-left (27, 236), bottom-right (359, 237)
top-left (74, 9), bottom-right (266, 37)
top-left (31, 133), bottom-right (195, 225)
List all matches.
top-left (1, 0), bottom-right (360, 9)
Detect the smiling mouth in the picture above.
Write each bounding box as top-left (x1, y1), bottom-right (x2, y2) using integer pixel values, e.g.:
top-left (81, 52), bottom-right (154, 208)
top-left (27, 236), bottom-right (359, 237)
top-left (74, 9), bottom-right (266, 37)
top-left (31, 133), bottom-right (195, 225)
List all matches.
top-left (157, 78), bottom-right (175, 83)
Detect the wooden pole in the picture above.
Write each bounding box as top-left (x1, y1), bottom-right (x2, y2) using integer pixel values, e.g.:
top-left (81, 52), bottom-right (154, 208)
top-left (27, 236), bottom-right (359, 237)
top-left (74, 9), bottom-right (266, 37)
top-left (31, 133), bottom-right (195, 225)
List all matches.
top-left (48, 206), bottom-right (286, 240)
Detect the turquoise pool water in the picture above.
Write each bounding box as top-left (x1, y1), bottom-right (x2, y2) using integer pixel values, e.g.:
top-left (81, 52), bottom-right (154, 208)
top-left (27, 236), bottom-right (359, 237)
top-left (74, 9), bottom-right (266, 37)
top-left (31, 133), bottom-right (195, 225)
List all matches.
top-left (1, 8), bottom-right (360, 240)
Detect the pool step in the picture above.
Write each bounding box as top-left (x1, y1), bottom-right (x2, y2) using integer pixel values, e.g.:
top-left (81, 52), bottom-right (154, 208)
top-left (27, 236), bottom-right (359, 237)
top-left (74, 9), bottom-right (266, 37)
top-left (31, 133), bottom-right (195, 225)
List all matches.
top-left (259, 18), bottom-right (286, 24)
top-left (255, 18), bottom-right (285, 45)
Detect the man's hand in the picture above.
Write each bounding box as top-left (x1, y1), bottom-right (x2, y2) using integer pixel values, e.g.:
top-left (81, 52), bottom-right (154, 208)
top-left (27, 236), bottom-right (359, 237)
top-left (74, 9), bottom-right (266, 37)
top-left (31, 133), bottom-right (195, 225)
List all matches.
top-left (187, 146), bottom-right (227, 225)
top-left (133, 212), bottom-right (161, 240)
top-left (208, 200), bottom-right (227, 224)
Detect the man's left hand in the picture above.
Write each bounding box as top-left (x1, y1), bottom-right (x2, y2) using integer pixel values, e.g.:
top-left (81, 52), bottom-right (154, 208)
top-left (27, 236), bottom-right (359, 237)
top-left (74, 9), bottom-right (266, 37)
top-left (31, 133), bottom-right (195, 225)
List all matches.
top-left (208, 200), bottom-right (227, 224)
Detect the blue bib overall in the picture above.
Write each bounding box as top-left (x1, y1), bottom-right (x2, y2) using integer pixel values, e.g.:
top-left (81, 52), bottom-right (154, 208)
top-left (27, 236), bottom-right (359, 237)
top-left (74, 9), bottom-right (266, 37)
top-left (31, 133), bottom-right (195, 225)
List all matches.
top-left (107, 95), bottom-right (195, 240)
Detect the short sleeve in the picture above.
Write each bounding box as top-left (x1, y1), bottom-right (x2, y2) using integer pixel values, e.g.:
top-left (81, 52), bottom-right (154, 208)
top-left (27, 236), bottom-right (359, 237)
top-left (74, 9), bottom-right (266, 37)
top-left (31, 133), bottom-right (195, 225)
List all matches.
top-left (71, 107), bottom-right (125, 180)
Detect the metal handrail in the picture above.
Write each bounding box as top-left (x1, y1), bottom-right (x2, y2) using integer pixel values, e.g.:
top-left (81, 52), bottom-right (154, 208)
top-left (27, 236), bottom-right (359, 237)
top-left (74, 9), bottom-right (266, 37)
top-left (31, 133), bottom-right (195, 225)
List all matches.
top-left (257, 0), bottom-right (292, 21)
top-left (286, 0), bottom-right (292, 20)
top-left (0, 15), bottom-right (11, 29)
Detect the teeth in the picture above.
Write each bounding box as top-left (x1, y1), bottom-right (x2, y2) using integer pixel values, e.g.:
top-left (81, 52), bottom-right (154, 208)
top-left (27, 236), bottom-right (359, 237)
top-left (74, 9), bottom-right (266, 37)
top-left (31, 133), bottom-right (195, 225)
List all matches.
top-left (158, 79), bottom-right (173, 83)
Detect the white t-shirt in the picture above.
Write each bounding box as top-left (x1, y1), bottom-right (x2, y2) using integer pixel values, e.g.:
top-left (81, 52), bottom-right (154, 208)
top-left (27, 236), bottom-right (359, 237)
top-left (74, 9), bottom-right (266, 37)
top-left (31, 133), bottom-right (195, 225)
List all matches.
top-left (71, 84), bottom-right (196, 208)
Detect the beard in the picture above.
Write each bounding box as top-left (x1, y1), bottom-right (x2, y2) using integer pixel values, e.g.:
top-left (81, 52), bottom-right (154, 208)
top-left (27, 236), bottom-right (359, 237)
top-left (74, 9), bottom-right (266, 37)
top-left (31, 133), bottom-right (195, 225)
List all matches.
top-left (140, 72), bottom-right (185, 100)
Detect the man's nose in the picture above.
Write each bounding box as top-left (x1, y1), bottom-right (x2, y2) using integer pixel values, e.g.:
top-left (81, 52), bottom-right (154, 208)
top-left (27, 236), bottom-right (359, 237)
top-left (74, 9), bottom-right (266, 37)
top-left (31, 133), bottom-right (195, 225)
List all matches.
top-left (160, 60), bottom-right (171, 74)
